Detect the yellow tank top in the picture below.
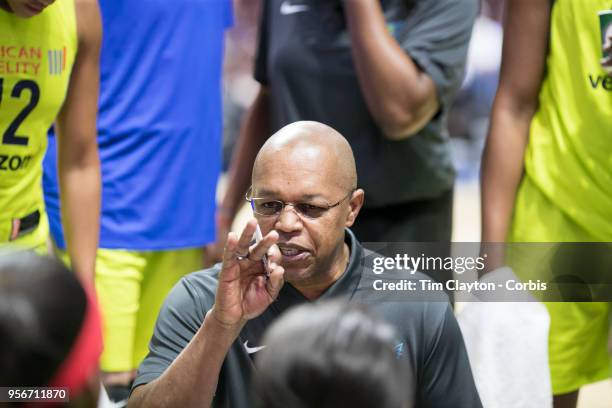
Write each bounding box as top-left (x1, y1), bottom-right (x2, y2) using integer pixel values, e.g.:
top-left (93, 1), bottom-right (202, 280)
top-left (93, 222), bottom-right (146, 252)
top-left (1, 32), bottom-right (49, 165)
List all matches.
top-left (522, 0), bottom-right (612, 240)
top-left (0, 0), bottom-right (77, 245)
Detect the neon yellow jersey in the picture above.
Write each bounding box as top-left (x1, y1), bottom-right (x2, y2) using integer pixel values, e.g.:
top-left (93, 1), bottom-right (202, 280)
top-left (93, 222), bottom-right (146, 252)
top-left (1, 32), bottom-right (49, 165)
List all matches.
top-left (0, 0), bottom-right (77, 245)
top-left (519, 0), bottom-right (612, 241)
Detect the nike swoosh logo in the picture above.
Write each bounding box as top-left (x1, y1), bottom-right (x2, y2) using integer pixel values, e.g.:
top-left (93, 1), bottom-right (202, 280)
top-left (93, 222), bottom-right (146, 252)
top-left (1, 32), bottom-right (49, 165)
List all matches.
top-left (244, 340), bottom-right (266, 354)
top-left (280, 1), bottom-right (309, 15)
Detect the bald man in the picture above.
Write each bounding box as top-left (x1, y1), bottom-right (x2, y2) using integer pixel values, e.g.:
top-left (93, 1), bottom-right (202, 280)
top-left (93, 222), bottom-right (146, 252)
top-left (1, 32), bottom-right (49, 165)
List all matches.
top-left (128, 122), bottom-right (481, 408)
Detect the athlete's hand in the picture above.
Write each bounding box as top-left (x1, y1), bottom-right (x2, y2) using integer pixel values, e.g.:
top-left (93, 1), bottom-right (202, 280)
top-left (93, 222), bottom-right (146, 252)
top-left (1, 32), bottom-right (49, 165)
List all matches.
top-left (210, 219), bottom-right (284, 329)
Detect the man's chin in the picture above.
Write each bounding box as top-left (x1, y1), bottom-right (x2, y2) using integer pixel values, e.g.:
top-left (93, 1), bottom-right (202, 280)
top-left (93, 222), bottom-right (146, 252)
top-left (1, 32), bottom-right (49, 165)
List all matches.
top-left (282, 264), bottom-right (315, 285)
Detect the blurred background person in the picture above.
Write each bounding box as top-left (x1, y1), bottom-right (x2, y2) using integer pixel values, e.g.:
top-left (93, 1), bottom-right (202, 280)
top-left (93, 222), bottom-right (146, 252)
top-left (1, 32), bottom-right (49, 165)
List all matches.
top-left (215, 0), bottom-right (478, 282)
top-left (221, 0), bottom-right (263, 172)
top-left (447, 0), bottom-right (503, 182)
top-left (481, 0), bottom-right (612, 407)
top-left (254, 300), bottom-right (414, 408)
top-left (0, 0), bottom-right (101, 282)
top-left (454, 7), bottom-right (554, 393)
top-left (0, 252), bottom-right (103, 407)
top-left (42, 0), bottom-right (232, 404)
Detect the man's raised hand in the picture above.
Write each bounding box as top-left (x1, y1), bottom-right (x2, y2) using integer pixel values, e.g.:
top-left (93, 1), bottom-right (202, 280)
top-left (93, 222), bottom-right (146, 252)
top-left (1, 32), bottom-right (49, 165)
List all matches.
top-left (210, 219), bottom-right (284, 329)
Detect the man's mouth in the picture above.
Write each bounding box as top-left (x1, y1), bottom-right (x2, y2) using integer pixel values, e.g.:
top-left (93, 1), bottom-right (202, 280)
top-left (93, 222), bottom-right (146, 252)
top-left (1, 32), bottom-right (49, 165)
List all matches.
top-left (278, 244), bottom-right (310, 263)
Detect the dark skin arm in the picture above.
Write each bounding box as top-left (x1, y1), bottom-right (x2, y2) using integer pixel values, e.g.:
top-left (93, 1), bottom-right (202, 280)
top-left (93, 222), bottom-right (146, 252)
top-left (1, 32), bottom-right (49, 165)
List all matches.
top-left (483, 8), bottom-right (584, 405)
top-left (205, 87), bottom-right (271, 265)
top-left (128, 309), bottom-right (241, 408)
top-left (130, 220), bottom-right (284, 408)
top-left (343, 0), bottom-right (439, 140)
top-left (55, 0), bottom-right (102, 282)
top-left (480, 0), bottom-right (550, 267)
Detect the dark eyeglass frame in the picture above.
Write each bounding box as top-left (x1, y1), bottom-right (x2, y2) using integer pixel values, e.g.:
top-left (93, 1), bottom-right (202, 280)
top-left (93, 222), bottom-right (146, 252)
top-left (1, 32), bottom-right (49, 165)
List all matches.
top-left (245, 186), bottom-right (355, 219)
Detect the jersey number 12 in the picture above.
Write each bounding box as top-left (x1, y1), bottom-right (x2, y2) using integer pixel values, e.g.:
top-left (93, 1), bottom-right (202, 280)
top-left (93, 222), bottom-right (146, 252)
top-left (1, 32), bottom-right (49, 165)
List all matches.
top-left (0, 78), bottom-right (41, 147)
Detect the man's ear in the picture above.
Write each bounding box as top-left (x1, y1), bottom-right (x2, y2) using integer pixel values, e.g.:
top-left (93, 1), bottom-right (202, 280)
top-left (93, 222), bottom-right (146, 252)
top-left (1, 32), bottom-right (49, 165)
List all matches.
top-left (345, 189), bottom-right (364, 228)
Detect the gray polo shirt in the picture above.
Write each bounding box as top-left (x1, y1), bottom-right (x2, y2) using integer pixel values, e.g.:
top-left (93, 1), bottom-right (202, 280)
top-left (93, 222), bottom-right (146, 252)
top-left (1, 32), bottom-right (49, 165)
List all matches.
top-left (254, 0), bottom-right (478, 208)
top-left (133, 230), bottom-right (482, 407)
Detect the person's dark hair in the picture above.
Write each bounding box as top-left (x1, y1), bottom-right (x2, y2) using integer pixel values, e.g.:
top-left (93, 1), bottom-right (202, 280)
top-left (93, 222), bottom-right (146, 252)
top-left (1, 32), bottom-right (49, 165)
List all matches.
top-left (254, 300), bottom-right (412, 408)
top-left (0, 251), bottom-right (86, 387)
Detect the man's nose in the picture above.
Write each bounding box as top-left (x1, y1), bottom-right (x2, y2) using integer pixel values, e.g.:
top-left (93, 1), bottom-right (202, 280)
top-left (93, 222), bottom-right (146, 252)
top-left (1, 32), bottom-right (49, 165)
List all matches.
top-left (274, 205), bottom-right (303, 233)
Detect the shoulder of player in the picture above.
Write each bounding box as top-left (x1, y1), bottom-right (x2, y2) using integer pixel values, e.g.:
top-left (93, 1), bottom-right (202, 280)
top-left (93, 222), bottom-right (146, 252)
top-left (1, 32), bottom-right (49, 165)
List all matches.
top-left (74, 0), bottom-right (101, 48)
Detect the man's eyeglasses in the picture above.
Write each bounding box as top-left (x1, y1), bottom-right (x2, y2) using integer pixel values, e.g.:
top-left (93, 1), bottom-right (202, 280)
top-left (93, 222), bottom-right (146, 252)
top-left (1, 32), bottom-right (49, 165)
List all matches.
top-left (245, 187), bottom-right (354, 219)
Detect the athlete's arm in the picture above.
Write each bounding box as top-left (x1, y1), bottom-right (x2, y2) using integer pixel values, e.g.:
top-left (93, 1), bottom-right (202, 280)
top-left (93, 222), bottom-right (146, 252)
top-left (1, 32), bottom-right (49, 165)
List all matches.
top-left (54, 0), bottom-right (101, 282)
top-left (480, 0), bottom-right (550, 251)
top-left (206, 87), bottom-right (271, 264)
top-left (343, 0), bottom-right (439, 140)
